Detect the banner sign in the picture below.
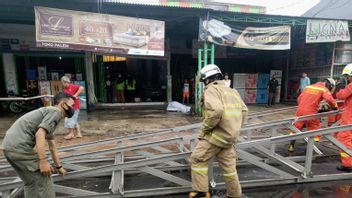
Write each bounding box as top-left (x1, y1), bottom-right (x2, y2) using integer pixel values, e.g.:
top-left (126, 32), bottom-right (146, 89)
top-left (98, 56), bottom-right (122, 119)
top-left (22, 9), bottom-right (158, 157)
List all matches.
top-left (35, 7), bottom-right (165, 56)
top-left (199, 18), bottom-right (291, 50)
top-left (306, 19), bottom-right (350, 43)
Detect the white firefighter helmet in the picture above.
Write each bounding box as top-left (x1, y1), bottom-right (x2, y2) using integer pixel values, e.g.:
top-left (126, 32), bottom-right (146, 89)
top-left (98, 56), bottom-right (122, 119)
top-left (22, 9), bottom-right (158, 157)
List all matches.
top-left (342, 63), bottom-right (352, 76)
top-left (200, 64), bottom-right (222, 82)
top-left (324, 77), bottom-right (335, 91)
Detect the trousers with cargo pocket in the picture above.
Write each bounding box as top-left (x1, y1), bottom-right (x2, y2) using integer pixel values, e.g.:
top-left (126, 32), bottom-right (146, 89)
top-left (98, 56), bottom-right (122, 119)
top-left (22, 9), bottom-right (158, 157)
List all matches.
top-left (190, 140), bottom-right (241, 198)
top-left (3, 151), bottom-right (56, 198)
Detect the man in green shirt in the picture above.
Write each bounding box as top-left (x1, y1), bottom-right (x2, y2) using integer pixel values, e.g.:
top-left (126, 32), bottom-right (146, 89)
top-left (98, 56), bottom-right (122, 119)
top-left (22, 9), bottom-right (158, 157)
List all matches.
top-left (115, 73), bottom-right (125, 103)
top-left (2, 92), bottom-right (75, 198)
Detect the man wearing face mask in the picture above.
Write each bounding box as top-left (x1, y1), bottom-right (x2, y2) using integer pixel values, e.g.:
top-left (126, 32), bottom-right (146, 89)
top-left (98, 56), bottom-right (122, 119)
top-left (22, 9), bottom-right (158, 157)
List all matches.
top-left (2, 92), bottom-right (75, 198)
top-left (336, 63), bottom-right (352, 172)
top-left (189, 64), bottom-right (248, 198)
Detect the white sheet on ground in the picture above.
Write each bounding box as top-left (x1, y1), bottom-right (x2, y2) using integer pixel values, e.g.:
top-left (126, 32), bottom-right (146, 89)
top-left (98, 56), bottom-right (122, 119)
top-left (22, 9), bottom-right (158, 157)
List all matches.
top-left (166, 101), bottom-right (191, 113)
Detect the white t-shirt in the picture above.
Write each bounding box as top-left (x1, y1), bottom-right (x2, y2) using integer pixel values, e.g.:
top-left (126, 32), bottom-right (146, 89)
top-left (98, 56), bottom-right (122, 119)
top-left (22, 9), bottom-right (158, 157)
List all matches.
top-left (224, 79), bottom-right (231, 87)
top-left (183, 83), bottom-right (190, 92)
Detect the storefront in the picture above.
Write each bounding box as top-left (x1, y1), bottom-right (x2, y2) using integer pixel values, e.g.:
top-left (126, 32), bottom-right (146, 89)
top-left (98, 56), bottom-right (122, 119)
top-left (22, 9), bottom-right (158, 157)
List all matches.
top-left (92, 54), bottom-right (168, 103)
top-left (1, 1), bottom-right (351, 108)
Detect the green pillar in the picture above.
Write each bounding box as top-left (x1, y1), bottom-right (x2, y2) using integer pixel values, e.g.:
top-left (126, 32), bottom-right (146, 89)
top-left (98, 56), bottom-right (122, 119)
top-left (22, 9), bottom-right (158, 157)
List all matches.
top-left (95, 55), bottom-right (105, 103)
top-left (211, 43), bottom-right (215, 64)
top-left (195, 43), bottom-right (216, 116)
top-left (196, 48), bottom-right (203, 115)
top-left (204, 43), bottom-right (208, 66)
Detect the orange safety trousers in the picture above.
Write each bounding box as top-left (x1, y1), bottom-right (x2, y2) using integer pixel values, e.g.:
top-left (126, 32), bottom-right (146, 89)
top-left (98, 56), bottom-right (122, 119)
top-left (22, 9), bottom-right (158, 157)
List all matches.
top-left (190, 140), bottom-right (241, 198)
top-left (336, 127), bottom-right (352, 167)
top-left (291, 118), bottom-right (321, 142)
top-left (327, 114), bottom-right (342, 126)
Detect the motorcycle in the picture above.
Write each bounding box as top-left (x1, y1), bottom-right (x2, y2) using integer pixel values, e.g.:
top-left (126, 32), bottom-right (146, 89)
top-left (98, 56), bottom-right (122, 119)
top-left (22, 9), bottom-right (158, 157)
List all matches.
top-left (8, 90), bottom-right (43, 114)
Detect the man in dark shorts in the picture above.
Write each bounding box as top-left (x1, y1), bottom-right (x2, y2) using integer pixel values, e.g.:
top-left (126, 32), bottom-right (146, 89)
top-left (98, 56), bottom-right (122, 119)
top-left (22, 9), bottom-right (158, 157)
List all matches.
top-left (267, 75), bottom-right (279, 107)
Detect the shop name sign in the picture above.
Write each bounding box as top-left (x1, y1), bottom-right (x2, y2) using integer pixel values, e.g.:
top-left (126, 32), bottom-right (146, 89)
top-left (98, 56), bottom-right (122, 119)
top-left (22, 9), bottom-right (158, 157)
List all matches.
top-left (39, 13), bottom-right (73, 36)
top-left (306, 19), bottom-right (350, 43)
top-left (35, 7), bottom-right (165, 56)
top-left (199, 18), bottom-right (291, 50)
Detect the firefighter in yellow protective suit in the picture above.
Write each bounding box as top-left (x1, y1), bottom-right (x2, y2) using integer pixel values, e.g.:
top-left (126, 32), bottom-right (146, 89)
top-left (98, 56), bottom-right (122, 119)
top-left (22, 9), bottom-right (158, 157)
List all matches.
top-left (189, 64), bottom-right (248, 198)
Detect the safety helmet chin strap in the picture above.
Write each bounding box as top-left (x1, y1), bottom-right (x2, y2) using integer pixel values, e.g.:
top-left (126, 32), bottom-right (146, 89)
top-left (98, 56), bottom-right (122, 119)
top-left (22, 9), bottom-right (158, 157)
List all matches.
top-left (205, 74), bottom-right (223, 84)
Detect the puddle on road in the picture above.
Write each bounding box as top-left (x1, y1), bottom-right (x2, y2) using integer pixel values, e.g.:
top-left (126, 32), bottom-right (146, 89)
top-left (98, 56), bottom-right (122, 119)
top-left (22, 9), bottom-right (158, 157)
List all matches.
top-left (243, 180), bottom-right (352, 198)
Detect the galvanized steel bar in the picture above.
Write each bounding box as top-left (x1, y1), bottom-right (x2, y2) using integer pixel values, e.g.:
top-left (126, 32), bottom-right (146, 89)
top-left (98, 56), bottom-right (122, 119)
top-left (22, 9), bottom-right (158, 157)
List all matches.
top-left (254, 145), bottom-right (305, 173)
top-left (54, 184), bottom-right (99, 196)
top-left (286, 124), bottom-right (323, 155)
top-left (303, 138), bottom-right (314, 178)
top-left (239, 125), bottom-right (352, 149)
top-left (137, 166), bottom-right (192, 186)
top-left (324, 134), bottom-right (352, 156)
top-left (237, 149), bottom-right (294, 178)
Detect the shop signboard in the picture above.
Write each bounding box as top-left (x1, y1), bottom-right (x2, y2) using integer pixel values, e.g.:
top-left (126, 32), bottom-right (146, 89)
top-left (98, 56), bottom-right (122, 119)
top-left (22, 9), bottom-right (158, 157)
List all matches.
top-left (35, 7), bottom-right (165, 56)
top-left (306, 19), bottom-right (350, 43)
top-left (199, 18), bottom-right (291, 50)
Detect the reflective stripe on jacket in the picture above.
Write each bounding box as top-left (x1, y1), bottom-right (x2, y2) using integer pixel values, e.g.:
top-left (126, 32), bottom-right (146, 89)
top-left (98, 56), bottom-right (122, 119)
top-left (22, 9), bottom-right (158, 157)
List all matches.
top-left (199, 80), bottom-right (248, 148)
top-left (296, 82), bottom-right (337, 116)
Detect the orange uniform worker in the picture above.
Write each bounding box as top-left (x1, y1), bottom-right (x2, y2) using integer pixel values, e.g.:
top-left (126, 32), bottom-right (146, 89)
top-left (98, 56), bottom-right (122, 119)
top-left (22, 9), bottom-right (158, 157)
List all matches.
top-left (288, 78), bottom-right (337, 152)
top-left (327, 81), bottom-right (344, 127)
top-left (336, 63), bottom-right (352, 172)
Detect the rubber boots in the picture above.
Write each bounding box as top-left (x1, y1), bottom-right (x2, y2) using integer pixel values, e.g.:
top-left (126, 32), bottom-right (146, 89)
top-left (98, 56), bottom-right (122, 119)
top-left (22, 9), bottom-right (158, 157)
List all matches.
top-left (189, 192), bottom-right (210, 198)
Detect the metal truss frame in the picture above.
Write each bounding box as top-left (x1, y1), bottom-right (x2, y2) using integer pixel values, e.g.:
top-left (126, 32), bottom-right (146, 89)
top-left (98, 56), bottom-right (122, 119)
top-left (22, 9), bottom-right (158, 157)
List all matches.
top-left (1, 108), bottom-right (351, 197)
top-left (211, 13), bottom-right (352, 28)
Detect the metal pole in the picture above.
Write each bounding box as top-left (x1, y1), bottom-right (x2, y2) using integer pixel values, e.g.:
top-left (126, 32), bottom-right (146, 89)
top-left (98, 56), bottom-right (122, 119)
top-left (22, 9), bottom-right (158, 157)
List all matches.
top-left (270, 127), bottom-right (277, 153)
top-left (303, 137), bottom-right (314, 178)
top-left (204, 43), bottom-right (208, 66)
top-left (166, 58), bottom-right (172, 102)
top-left (208, 158), bottom-right (216, 190)
top-left (330, 42), bottom-right (336, 78)
top-left (211, 43), bottom-right (215, 64)
top-left (284, 50), bottom-right (290, 100)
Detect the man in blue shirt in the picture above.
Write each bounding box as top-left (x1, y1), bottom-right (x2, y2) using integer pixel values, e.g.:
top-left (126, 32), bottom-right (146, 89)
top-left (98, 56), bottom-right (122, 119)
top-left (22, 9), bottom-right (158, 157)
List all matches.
top-left (298, 72), bottom-right (310, 94)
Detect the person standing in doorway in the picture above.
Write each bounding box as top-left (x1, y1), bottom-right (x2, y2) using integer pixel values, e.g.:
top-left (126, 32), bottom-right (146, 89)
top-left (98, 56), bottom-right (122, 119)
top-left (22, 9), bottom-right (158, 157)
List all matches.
top-left (224, 73), bottom-right (231, 88)
top-left (115, 73), bottom-right (125, 103)
top-left (267, 75), bottom-right (279, 107)
top-left (297, 72), bottom-right (310, 95)
top-left (61, 76), bottom-right (84, 140)
top-left (105, 73), bottom-right (113, 103)
top-left (2, 93), bottom-right (73, 198)
top-left (183, 79), bottom-right (190, 104)
top-left (125, 74), bottom-right (136, 102)
top-left (189, 64), bottom-right (247, 198)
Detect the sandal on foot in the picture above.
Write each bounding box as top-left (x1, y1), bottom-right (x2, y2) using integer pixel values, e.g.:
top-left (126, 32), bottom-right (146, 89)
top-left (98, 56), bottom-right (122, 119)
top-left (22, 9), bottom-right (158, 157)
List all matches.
top-left (64, 134), bottom-right (76, 140)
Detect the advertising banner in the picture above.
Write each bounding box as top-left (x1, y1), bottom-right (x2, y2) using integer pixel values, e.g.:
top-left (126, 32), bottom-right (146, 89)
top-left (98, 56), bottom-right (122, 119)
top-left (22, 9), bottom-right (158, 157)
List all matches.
top-left (35, 7), bottom-right (165, 56)
top-left (199, 18), bottom-right (291, 50)
top-left (306, 19), bottom-right (350, 43)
